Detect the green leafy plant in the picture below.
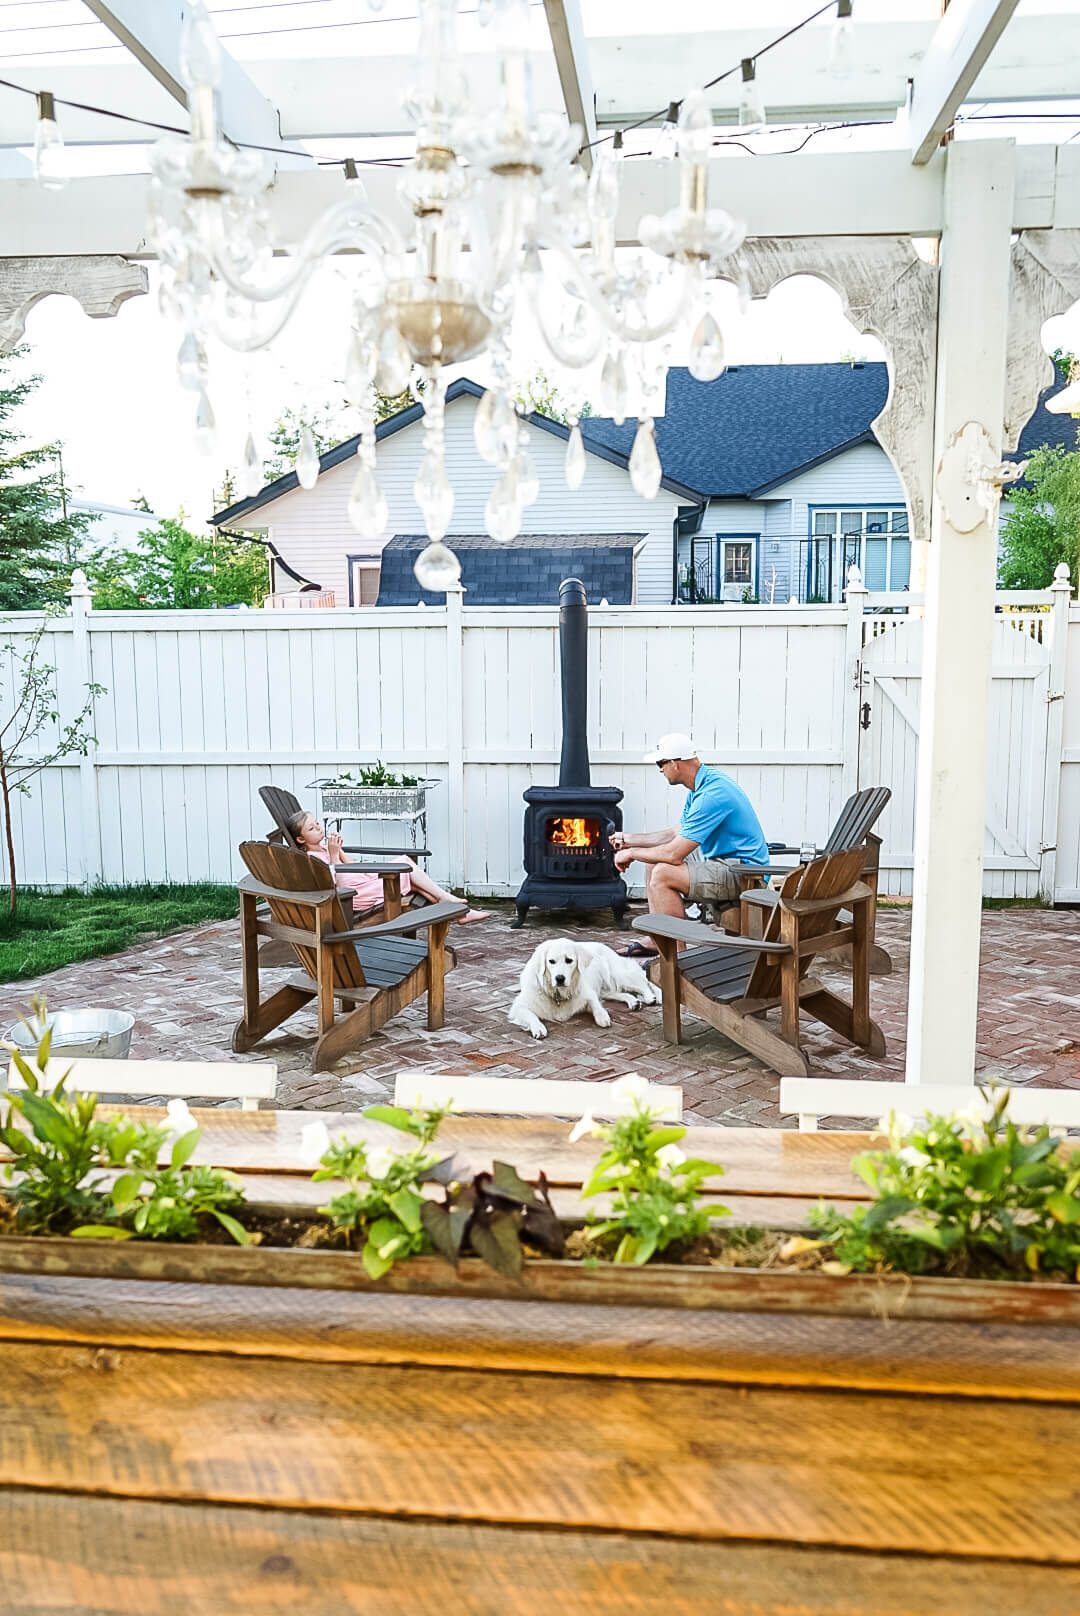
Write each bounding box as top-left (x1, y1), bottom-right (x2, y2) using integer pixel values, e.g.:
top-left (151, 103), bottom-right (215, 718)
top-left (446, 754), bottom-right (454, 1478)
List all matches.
top-left (0, 1010), bottom-right (248, 1243)
top-left (308, 1101), bottom-right (564, 1280)
top-left (809, 1089), bottom-right (1080, 1281)
top-left (575, 1085), bottom-right (727, 1264)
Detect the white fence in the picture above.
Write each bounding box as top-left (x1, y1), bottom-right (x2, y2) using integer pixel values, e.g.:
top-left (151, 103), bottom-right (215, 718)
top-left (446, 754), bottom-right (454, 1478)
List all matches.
top-left (2, 579), bottom-right (1078, 902)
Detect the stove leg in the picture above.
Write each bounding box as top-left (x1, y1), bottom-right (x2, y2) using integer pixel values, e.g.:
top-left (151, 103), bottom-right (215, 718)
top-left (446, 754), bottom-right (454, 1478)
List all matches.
top-left (612, 902), bottom-right (629, 930)
top-left (510, 902), bottom-right (530, 929)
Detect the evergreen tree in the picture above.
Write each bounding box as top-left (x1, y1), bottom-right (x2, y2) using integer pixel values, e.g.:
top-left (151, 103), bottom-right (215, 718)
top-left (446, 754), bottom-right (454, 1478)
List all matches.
top-left (0, 349), bottom-right (95, 609)
top-left (86, 516), bottom-right (269, 609)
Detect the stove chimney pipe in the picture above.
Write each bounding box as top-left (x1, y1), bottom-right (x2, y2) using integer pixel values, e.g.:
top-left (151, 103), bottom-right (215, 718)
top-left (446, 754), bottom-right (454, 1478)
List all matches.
top-left (558, 577), bottom-right (590, 787)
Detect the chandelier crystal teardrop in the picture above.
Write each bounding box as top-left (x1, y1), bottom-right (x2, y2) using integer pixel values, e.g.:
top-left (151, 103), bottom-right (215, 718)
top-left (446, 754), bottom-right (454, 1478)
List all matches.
top-left (150, 0), bottom-right (747, 580)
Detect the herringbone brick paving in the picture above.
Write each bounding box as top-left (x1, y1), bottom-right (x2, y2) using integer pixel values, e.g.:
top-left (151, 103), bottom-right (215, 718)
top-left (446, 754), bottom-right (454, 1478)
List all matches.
top-left (2, 903), bottom-right (1077, 1127)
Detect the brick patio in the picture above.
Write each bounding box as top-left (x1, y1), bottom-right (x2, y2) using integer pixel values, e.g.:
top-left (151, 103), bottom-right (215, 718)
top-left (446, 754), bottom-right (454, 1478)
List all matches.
top-left (2, 903), bottom-right (1078, 1126)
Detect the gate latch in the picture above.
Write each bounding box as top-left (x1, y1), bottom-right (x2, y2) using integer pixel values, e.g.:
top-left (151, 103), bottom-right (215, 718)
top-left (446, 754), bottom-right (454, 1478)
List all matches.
top-left (860, 701), bottom-right (872, 731)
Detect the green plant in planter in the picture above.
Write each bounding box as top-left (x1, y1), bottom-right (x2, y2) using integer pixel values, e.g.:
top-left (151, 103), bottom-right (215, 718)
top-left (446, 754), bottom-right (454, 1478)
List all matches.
top-left (573, 1076), bottom-right (728, 1264)
top-left (810, 1088), bottom-right (1080, 1281)
top-left (305, 1100), bottom-right (564, 1279)
top-left (0, 1019), bottom-right (248, 1244)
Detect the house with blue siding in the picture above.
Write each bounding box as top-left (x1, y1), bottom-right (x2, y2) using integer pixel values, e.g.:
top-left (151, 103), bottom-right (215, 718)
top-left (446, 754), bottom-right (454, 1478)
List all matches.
top-left (213, 362), bottom-right (910, 606)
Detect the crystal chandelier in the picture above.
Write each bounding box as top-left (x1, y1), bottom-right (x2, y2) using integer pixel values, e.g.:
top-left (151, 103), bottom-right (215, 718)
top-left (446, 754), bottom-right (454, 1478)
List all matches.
top-left (150, 0), bottom-right (745, 590)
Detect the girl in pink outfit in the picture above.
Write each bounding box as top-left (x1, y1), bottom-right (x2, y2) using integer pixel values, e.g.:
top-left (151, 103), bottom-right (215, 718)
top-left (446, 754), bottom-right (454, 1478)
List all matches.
top-left (285, 811), bottom-right (491, 923)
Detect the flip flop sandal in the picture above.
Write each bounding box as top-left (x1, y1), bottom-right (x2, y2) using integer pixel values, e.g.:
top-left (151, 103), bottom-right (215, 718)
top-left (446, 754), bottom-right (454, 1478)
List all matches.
top-left (617, 941), bottom-right (660, 959)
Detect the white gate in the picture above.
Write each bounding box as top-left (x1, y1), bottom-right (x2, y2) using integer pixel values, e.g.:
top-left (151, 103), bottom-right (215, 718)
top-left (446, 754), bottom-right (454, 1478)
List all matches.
top-left (857, 614), bottom-right (1052, 897)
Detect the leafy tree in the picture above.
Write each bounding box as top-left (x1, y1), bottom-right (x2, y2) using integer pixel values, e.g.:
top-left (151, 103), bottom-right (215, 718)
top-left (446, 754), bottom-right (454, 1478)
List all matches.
top-left (998, 442), bottom-right (1080, 590)
top-left (85, 516), bottom-right (269, 610)
top-left (0, 348), bottom-right (95, 609)
top-left (513, 367), bottom-right (592, 424)
top-left (0, 614), bottom-right (100, 913)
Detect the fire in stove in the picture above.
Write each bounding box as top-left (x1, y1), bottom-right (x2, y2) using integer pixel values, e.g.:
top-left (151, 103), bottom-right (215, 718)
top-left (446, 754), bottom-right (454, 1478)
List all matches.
top-left (547, 816), bottom-right (598, 849)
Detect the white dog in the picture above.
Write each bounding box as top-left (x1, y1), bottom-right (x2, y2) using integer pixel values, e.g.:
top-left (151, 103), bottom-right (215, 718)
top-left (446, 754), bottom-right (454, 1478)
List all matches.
top-left (508, 936), bottom-right (662, 1040)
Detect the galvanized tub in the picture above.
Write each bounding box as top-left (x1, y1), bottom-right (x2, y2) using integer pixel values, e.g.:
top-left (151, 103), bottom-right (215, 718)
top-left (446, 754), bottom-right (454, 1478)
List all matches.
top-left (6, 1008), bottom-right (135, 1063)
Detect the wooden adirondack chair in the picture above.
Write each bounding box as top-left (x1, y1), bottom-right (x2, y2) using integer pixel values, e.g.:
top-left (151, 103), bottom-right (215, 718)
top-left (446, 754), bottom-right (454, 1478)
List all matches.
top-left (259, 781), bottom-right (424, 929)
top-left (233, 842), bottom-right (466, 1073)
top-left (634, 845), bottom-right (886, 1078)
top-left (733, 786), bottom-right (892, 975)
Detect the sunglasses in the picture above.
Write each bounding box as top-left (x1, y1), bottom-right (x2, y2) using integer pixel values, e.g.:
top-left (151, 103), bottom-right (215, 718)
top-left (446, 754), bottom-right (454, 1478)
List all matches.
top-left (655, 759), bottom-right (673, 769)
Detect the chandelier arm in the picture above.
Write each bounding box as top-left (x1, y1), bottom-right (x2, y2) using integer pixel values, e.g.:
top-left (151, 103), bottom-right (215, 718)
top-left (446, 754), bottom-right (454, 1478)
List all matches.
top-left (532, 295), bottom-right (607, 370)
top-left (539, 229), bottom-right (697, 345)
top-left (197, 198), bottom-right (403, 307)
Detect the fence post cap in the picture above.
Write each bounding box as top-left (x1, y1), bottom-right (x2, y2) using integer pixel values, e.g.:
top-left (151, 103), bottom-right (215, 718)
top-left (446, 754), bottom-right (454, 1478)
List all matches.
top-left (68, 569), bottom-right (92, 600)
top-left (1052, 562), bottom-right (1072, 591)
top-left (846, 563), bottom-right (867, 592)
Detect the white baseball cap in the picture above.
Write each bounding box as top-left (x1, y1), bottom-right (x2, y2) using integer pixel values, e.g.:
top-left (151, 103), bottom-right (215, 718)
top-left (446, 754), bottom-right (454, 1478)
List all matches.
top-left (643, 732), bottom-right (698, 764)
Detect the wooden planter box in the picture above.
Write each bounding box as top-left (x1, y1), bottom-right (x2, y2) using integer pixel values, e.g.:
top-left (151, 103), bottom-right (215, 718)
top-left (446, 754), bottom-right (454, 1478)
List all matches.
top-left (2, 1227), bottom-right (1080, 1614)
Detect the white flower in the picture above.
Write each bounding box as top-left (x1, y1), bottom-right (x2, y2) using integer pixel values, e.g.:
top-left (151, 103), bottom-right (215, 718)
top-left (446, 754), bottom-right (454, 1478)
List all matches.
top-left (897, 1145), bottom-right (929, 1167)
top-left (366, 1143), bottom-right (395, 1180)
top-left (611, 1073), bottom-right (651, 1106)
top-left (166, 1098), bottom-right (196, 1136)
top-left (299, 1119), bottom-right (332, 1166)
top-left (656, 1143), bottom-right (686, 1171)
top-left (568, 1110), bottom-right (598, 1144)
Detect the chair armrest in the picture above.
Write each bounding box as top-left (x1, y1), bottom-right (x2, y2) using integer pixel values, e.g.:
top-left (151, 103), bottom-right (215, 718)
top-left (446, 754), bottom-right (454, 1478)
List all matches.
top-left (780, 880), bottom-right (872, 915)
top-left (767, 844), bottom-right (803, 857)
top-left (239, 874), bottom-right (336, 906)
top-left (329, 859), bottom-right (412, 875)
top-left (741, 888), bottom-right (778, 908)
top-left (730, 861), bottom-right (800, 879)
top-left (342, 844), bottom-right (429, 859)
top-left (632, 914), bottom-right (790, 954)
top-left (327, 899), bottom-right (467, 942)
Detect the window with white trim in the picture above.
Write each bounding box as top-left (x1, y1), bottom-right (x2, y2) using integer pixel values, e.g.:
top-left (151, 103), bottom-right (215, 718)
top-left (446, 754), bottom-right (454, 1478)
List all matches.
top-left (350, 556), bottom-right (382, 605)
top-left (810, 507), bottom-right (909, 599)
top-left (723, 541), bottom-right (753, 586)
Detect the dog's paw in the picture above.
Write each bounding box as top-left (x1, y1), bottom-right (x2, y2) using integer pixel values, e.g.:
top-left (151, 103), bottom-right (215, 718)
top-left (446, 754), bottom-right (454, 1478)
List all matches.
top-left (627, 996), bottom-right (643, 1012)
top-left (593, 1007), bottom-right (612, 1029)
top-left (530, 1023), bottom-right (548, 1040)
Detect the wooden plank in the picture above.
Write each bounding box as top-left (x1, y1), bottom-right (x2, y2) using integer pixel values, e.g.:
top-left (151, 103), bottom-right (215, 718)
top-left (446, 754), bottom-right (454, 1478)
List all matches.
top-left (0, 1109), bottom-right (873, 1197)
top-left (4, 1489), bottom-right (1078, 1616)
top-left (908, 0), bottom-right (1021, 165)
top-left (781, 1078), bottom-right (1080, 1130)
top-left (8, 1272), bottom-right (1080, 1405)
top-left (394, 1074), bottom-right (682, 1122)
top-left (1, 1340), bottom-right (1080, 1559)
top-left (19, 1059), bottom-right (278, 1103)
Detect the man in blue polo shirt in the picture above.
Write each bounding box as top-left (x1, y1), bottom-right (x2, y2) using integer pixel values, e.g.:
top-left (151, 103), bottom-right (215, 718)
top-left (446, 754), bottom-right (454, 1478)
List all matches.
top-left (611, 732), bottom-right (770, 955)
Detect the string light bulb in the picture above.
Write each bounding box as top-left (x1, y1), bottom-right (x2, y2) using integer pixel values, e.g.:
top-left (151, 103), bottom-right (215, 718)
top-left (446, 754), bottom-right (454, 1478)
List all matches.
top-left (738, 60), bottom-right (766, 130)
top-left (34, 92), bottom-right (67, 191)
top-left (654, 101), bottom-right (681, 161)
top-left (828, 0), bottom-right (856, 80)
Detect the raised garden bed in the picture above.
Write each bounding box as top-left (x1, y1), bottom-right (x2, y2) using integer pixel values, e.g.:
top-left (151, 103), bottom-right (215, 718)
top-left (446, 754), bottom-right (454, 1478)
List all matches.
top-left (3, 1075), bottom-right (1080, 1612)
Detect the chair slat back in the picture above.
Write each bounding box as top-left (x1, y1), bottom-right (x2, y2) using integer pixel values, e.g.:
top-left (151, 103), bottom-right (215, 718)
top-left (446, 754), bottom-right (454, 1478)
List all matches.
top-left (822, 786), bottom-right (891, 855)
top-left (239, 841), bottom-right (368, 991)
top-left (745, 845), bottom-right (869, 1000)
top-left (259, 785), bottom-right (304, 846)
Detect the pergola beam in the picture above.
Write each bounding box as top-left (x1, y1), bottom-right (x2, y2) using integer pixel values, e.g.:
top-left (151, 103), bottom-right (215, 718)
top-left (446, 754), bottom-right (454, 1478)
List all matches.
top-left (3, 145), bottom-right (1078, 259)
top-left (542, 0), bottom-right (598, 173)
top-left (908, 0), bottom-right (1021, 166)
top-left (80, 0), bottom-right (302, 161)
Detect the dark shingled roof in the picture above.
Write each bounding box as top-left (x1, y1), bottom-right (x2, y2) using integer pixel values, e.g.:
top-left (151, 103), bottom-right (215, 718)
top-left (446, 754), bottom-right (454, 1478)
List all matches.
top-left (377, 534), bottom-right (643, 606)
top-left (1005, 363), bottom-right (1080, 484)
top-left (211, 363), bottom-right (891, 527)
top-left (581, 362), bottom-right (889, 498)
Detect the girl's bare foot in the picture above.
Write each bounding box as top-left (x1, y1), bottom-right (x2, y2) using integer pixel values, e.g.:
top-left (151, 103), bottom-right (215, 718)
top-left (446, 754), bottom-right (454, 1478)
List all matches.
top-left (457, 908), bottom-right (493, 924)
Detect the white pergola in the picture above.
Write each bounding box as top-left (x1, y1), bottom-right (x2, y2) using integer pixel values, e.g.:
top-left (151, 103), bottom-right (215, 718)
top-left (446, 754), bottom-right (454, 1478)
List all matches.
top-left (2, 0), bottom-right (1079, 1087)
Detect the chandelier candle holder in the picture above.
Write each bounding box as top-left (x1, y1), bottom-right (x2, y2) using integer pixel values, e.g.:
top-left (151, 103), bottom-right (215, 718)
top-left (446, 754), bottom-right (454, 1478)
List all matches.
top-left (151, 0), bottom-right (747, 589)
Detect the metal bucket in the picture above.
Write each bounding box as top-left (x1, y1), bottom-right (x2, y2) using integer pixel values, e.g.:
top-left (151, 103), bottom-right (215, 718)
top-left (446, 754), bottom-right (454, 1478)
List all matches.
top-left (6, 1008), bottom-right (135, 1063)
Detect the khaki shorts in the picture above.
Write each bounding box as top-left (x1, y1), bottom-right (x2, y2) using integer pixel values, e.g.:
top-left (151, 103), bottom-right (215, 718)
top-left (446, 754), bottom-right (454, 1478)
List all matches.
top-left (684, 856), bottom-right (745, 905)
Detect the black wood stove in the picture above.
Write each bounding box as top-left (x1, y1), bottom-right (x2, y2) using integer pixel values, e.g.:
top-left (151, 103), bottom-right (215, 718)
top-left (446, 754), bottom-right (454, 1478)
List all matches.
top-left (511, 579), bottom-right (628, 929)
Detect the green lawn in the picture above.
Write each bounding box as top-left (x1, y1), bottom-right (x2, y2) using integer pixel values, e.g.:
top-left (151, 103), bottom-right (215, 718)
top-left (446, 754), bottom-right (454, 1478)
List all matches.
top-left (0, 885), bottom-right (240, 984)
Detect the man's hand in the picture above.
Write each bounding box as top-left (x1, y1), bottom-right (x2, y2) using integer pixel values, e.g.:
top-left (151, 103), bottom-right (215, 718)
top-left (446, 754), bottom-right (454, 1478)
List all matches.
top-left (614, 847), bottom-right (635, 872)
top-left (608, 831), bottom-right (627, 852)
top-left (327, 831), bottom-right (344, 862)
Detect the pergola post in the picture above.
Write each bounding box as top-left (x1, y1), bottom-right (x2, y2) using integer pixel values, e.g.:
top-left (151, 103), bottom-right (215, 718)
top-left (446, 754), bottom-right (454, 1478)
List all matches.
top-left (905, 140), bottom-right (1015, 1084)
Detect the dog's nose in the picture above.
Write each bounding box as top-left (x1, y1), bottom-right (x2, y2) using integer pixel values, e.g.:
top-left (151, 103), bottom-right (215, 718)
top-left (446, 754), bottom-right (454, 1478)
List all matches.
top-left (554, 973), bottom-right (565, 985)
